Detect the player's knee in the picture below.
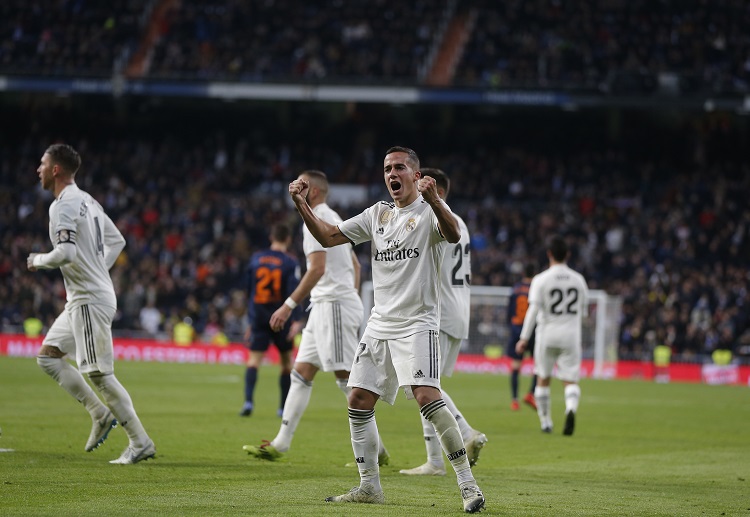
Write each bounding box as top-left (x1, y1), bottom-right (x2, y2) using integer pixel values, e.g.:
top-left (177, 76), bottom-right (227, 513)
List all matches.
top-left (87, 371), bottom-right (109, 389)
top-left (36, 355), bottom-right (61, 377)
top-left (347, 387), bottom-right (376, 410)
top-left (38, 344), bottom-right (65, 358)
top-left (413, 386), bottom-right (441, 408)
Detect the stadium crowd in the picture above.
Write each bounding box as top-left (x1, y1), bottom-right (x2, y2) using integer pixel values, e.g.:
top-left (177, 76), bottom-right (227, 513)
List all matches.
top-left (456, 0), bottom-right (750, 93)
top-left (0, 0), bottom-right (147, 77)
top-left (1, 107), bottom-right (748, 364)
top-left (0, 0), bottom-right (748, 94)
top-left (148, 0), bottom-right (446, 83)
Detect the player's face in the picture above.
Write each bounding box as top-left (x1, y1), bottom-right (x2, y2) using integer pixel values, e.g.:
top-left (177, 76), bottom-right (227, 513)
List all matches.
top-left (384, 152), bottom-right (420, 207)
top-left (37, 153), bottom-right (55, 191)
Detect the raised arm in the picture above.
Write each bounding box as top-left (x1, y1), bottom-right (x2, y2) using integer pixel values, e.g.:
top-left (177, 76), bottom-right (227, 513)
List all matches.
top-left (417, 176), bottom-right (460, 243)
top-left (289, 179), bottom-right (351, 247)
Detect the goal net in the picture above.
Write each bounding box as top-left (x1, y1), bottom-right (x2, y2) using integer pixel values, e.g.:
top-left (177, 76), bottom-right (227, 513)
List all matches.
top-left (360, 282), bottom-right (622, 379)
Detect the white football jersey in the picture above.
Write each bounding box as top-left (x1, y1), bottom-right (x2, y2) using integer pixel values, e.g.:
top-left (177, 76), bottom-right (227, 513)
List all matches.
top-left (48, 184), bottom-right (123, 309)
top-left (524, 263), bottom-right (588, 347)
top-left (339, 195), bottom-right (448, 339)
top-left (304, 203), bottom-right (359, 303)
top-left (439, 213), bottom-right (471, 340)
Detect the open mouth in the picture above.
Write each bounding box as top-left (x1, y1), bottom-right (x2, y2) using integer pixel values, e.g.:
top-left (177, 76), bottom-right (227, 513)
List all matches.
top-left (390, 180), bottom-right (402, 193)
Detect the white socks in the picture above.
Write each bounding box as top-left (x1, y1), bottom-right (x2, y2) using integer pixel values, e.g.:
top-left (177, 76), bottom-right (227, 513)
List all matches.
top-left (441, 390), bottom-right (474, 442)
top-left (419, 413), bottom-right (444, 466)
top-left (421, 399), bottom-right (475, 487)
top-left (37, 356), bottom-right (108, 420)
top-left (348, 408), bottom-right (381, 491)
top-left (272, 370), bottom-right (313, 452)
top-left (564, 384), bottom-right (581, 414)
top-left (89, 372), bottom-right (150, 448)
top-left (534, 386), bottom-right (552, 429)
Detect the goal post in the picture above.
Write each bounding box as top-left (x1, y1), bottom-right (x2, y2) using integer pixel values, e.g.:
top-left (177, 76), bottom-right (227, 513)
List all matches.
top-left (359, 282), bottom-right (621, 379)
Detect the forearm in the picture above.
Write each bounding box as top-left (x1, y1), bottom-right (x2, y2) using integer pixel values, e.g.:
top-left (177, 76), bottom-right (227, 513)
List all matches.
top-left (519, 304), bottom-right (540, 341)
top-left (289, 268), bottom-right (323, 305)
top-left (351, 250), bottom-right (361, 290)
top-left (104, 239), bottom-right (126, 269)
top-left (32, 244), bottom-right (76, 269)
top-left (430, 200), bottom-right (460, 243)
top-left (293, 198), bottom-right (348, 247)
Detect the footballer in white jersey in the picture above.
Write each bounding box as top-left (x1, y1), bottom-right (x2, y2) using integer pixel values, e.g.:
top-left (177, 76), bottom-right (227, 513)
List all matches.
top-left (32, 183), bottom-right (126, 373)
top-left (520, 262), bottom-right (589, 380)
top-left (395, 167), bottom-right (487, 478)
top-left (296, 201), bottom-right (364, 372)
top-left (45, 184), bottom-right (123, 311)
top-left (287, 148), bottom-right (483, 512)
top-left (28, 144), bottom-right (154, 463)
top-left (517, 235), bottom-right (588, 436)
top-left (439, 212), bottom-right (471, 339)
top-left (245, 170), bottom-right (371, 461)
top-left (339, 195), bottom-right (446, 340)
top-left (304, 203), bottom-right (360, 304)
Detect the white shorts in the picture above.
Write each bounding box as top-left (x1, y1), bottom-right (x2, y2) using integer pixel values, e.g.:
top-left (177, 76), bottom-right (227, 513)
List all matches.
top-left (43, 304), bottom-right (116, 374)
top-left (347, 329), bottom-right (441, 405)
top-left (439, 330), bottom-right (462, 377)
top-left (295, 298), bottom-right (363, 372)
top-left (533, 327), bottom-right (581, 382)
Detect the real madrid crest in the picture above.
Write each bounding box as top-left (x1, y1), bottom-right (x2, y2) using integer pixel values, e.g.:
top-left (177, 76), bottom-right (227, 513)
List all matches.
top-left (405, 218), bottom-right (417, 231)
top-left (379, 209), bottom-right (393, 225)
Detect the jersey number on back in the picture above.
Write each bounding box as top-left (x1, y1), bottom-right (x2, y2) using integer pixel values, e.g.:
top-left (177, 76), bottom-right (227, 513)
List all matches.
top-left (550, 288), bottom-right (578, 315)
top-left (94, 216), bottom-right (104, 257)
top-left (254, 266), bottom-right (282, 304)
top-left (450, 243), bottom-right (471, 286)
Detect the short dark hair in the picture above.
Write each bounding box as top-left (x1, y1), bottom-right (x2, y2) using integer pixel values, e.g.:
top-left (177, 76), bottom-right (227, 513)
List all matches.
top-left (385, 146), bottom-right (420, 170)
top-left (300, 170), bottom-right (328, 194)
top-left (45, 144), bottom-right (81, 175)
top-left (421, 168), bottom-right (450, 197)
top-left (524, 263), bottom-right (536, 278)
top-left (546, 235), bottom-right (569, 262)
top-left (270, 222), bottom-right (291, 243)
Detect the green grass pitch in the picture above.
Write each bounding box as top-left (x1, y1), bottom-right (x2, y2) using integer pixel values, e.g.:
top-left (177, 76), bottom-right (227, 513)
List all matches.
top-left (0, 356), bottom-right (748, 516)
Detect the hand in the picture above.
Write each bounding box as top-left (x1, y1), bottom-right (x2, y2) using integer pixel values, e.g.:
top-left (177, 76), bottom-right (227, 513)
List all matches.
top-left (289, 179), bottom-right (309, 203)
top-left (288, 320), bottom-right (304, 341)
top-left (515, 339), bottom-right (528, 355)
top-left (417, 176), bottom-right (439, 204)
top-left (269, 305), bottom-right (291, 332)
top-left (27, 253), bottom-right (39, 272)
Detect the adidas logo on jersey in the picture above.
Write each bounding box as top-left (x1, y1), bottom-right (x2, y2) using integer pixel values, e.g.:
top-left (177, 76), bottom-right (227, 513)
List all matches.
top-left (413, 370), bottom-right (425, 379)
top-left (355, 456), bottom-right (365, 464)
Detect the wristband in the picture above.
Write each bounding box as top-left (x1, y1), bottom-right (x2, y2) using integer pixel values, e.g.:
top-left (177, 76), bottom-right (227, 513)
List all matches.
top-left (284, 297), bottom-right (297, 310)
